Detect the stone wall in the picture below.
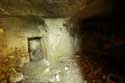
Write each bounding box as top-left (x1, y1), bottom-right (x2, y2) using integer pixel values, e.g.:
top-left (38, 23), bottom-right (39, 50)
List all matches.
top-left (0, 17), bottom-right (79, 82)
top-left (44, 18), bottom-right (79, 63)
top-left (0, 16), bottom-right (46, 82)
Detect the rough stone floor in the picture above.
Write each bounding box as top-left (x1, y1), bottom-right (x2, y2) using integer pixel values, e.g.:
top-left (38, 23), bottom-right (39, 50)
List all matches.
top-left (19, 56), bottom-right (86, 83)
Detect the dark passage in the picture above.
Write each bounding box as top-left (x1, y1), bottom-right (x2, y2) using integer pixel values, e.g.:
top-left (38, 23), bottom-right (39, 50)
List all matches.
top-left (76, 9), bottom-right (125, 82)
top-left (28, 37), bottom-right (43, 62)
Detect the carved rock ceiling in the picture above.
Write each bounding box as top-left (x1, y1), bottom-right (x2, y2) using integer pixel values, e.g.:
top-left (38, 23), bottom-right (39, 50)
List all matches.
top-left (0, 0), bottom-right (112, 17)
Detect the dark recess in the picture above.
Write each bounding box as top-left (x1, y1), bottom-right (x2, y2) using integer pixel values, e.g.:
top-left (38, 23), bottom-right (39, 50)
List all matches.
top-left (78, 9), bottom-right (125, 76)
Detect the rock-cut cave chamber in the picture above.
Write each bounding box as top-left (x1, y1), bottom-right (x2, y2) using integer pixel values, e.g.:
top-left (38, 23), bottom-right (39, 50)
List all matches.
top-left (0, 0), bottom-right (124, 83)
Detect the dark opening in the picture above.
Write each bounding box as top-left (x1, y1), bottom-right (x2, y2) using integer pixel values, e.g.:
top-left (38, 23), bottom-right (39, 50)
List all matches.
top-left (28, 37), bottom-right (43, 62)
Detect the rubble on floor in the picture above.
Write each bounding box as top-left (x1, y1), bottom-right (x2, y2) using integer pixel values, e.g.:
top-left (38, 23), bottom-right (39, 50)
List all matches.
top-left (1, 54), bottom-right (125, 83)
top-left (18, 56), bottom-right (85, 83)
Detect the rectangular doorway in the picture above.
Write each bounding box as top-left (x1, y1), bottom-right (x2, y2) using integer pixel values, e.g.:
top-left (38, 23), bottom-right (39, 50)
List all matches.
top-left (28, 37), bottom-right (43, 62)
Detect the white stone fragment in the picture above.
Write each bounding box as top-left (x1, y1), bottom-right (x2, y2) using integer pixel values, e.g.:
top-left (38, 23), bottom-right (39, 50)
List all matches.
top-left (64, 66), bottom-right (69, 70)
top-left (55, 73), bottom-right (60, 82)
top-left (42, 58), bottom-right (50, 66)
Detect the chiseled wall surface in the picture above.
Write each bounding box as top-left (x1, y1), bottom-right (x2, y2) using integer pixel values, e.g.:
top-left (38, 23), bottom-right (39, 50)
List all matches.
top-left (0, 17), bottom-right (78, 81)
top-left (0, 17), bottom-right (79, 81)
top-left (44, 18), bottom-right (79, 64)
top-left (0, 17), bottom-right (44, 74)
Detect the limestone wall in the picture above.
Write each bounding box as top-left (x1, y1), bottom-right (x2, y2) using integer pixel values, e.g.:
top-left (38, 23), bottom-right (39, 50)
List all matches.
top-left (0, 17), bottom-right (79, 82)
top-left (0, 17), bottom-right (46, 82)
top-left (44, 18), bottom-right (79, 63)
